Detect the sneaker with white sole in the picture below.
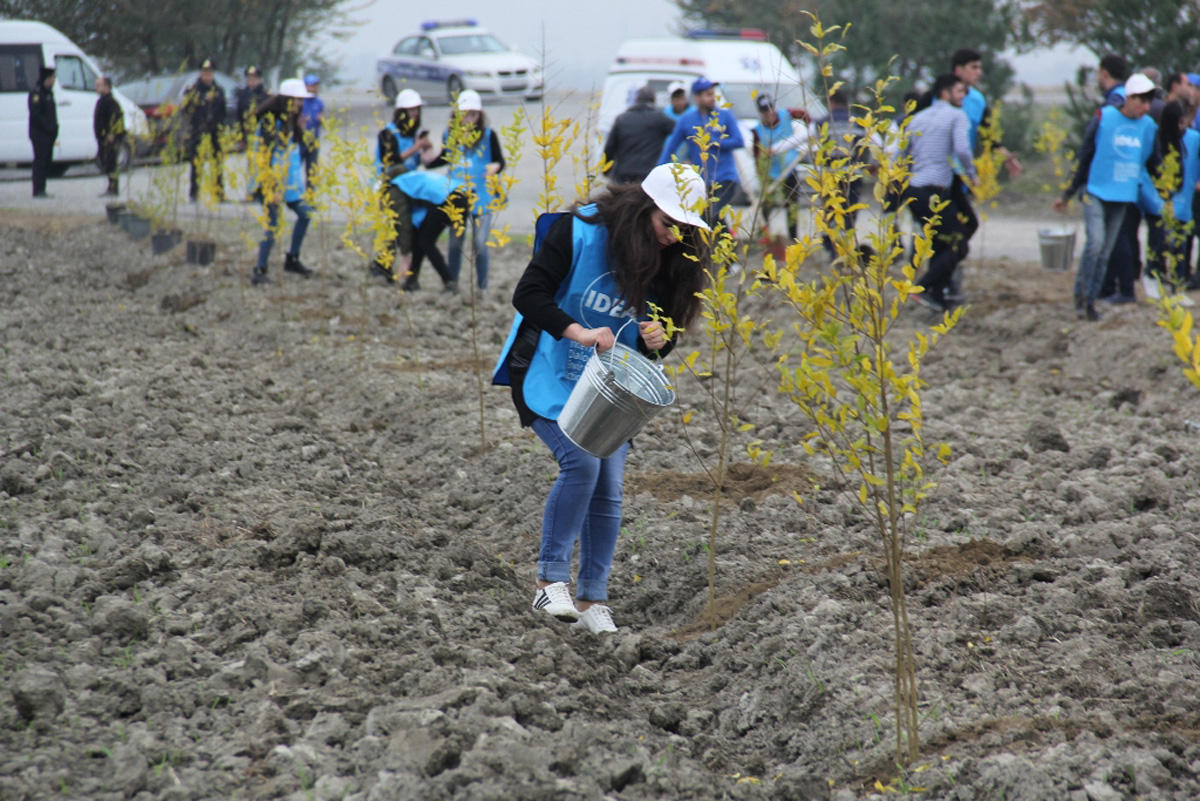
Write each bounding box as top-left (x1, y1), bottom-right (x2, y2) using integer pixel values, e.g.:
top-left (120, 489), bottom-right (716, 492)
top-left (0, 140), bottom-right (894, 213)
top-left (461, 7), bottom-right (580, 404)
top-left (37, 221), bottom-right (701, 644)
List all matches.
top-left (1172, 293), bottom-right (1197, 307)
top-left (572, 604), bottom-right (618, 633)
top-left (1142, 274), bottom-right (1163, 300)
top-left (531, 582), bottom-right (579, 621)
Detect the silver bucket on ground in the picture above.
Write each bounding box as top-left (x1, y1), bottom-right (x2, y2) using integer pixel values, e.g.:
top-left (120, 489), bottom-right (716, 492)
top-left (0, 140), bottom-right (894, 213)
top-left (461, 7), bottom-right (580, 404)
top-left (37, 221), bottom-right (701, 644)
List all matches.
top-left (558, 342), bottom-right (676, 458)
top-left (1038, 228), bottom-right (1076, 272)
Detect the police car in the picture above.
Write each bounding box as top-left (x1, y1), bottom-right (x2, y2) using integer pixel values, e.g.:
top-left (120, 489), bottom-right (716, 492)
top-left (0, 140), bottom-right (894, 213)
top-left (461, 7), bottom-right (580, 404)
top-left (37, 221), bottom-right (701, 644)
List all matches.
top-left (376, 20), bottom-right (543, 105)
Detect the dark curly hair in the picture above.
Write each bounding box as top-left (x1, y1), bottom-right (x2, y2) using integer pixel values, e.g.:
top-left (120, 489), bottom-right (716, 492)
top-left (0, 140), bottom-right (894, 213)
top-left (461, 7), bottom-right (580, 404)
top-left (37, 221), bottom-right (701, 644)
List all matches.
top-left (575, 182), bottom-right (708, 329)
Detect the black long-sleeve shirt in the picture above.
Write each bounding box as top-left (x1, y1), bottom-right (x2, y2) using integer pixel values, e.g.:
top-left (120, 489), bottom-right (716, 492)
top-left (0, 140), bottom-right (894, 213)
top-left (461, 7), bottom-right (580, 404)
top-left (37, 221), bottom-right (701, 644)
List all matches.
top-left (603, 103), bottom-right (675, 182)
top-left (182, 80), bottom-right (227, 136)
top-left (94, 93), bottom-right (123, 142)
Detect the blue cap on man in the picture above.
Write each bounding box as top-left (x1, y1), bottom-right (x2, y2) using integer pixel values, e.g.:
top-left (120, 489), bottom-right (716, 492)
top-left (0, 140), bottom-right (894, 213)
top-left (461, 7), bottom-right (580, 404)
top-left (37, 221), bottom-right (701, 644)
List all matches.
top-left (304, 73), bottom-right (319, 85)
top-left (691, 77), bottom-right (718, 94)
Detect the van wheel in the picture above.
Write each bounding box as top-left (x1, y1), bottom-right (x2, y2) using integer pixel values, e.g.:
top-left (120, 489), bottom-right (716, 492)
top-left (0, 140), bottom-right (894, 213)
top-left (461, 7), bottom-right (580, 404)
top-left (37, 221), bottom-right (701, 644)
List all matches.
top-left (47, 162), bottom-right (69, 178)
top-left (381, 77), bottom-right (397, 105)
top-left (447, 75), bottom-right (463, 102)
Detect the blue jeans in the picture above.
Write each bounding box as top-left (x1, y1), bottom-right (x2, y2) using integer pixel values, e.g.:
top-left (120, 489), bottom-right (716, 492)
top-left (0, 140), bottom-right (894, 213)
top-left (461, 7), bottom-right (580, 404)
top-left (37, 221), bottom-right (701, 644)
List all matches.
top-left (447, 209), bottom-right (492, 289)
top-left (1077, 193), bottom-right (1128, 305)
top-left (257, 199), bottom-right (312, 269)
top-left (531, 417), bottom-right (629, 602)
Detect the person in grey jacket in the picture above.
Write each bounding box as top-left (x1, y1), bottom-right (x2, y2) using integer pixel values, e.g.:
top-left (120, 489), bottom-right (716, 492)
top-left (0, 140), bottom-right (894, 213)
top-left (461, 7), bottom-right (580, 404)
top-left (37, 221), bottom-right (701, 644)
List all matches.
top-left (603, 85), bottom-right (675, 185)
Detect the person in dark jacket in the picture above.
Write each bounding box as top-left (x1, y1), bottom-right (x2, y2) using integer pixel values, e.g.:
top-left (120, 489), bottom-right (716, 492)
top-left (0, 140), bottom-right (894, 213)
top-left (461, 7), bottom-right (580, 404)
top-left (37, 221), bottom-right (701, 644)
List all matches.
top-left (603, 85), bottom-right (674, 185)
top-left (28, 65), bottom-right (58, 198)
top-left (94, 76), bottom-right (125, 197)
top-left (182, 58), bottom-right (227, 202)
top-left (235, 65), bottom-right (268, 142)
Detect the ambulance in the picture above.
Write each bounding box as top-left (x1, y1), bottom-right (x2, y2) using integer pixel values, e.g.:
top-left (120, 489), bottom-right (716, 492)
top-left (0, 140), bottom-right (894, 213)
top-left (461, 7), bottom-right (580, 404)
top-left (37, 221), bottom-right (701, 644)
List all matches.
top-left (0, 20), bottom-right (148, 173)
top-left (598, 29), bottom-right (820, 197)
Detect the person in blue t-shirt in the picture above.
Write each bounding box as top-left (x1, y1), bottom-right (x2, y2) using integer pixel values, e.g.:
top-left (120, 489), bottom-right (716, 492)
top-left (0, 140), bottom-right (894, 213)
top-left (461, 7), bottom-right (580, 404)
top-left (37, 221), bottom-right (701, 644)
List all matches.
top-left (1054, 74), bottom-right (1160, 321)
top-left (658, 77), bottom-right (745, 226)
top-left (495, 163), bottom-right (711, 634)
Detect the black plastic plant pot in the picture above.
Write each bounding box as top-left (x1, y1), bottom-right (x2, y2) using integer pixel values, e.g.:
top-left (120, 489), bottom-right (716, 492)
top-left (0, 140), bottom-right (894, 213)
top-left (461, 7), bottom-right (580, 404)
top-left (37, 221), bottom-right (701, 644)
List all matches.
top-left (186, 239), bottom-right (216, 266)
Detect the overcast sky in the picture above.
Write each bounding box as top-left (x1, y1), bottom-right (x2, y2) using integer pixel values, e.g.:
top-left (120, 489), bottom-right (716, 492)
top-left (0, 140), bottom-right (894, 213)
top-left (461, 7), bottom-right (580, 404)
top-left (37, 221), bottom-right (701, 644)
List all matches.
top-left (325, 0), bottom-right (1095, 93)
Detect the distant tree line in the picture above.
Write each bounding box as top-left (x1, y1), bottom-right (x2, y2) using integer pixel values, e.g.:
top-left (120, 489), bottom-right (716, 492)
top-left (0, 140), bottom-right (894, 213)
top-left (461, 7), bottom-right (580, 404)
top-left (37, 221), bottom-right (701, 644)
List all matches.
top-left (0, 0), bottom-right (355, 80)
top-left (675, 0), bottom-right (1200, 100)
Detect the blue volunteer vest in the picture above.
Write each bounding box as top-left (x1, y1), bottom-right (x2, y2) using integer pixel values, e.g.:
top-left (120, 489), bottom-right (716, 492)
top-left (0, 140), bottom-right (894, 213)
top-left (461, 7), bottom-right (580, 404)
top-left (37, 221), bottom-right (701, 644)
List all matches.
top-left (754, 117), bottom-right (794, 180)
top-left (492, 205), bottom-right (647, 420)
top-left (391, 171), bottom-right (463, 228)
top-left (1087, 105), bottom-right (1157, 203)
top-left (376, 122), bottom-right (419, 177)
top-left (445, 127), bottom-right (493, 215)
top-left (272, 141), bottom-right (304, 203)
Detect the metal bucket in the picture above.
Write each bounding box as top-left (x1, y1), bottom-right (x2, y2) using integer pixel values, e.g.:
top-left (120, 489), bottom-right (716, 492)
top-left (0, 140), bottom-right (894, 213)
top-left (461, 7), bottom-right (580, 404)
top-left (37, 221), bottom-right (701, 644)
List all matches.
top-left (1038, 228), bottom-right (1076, 272)
top-left (558, 342), bottom-right (676, 458)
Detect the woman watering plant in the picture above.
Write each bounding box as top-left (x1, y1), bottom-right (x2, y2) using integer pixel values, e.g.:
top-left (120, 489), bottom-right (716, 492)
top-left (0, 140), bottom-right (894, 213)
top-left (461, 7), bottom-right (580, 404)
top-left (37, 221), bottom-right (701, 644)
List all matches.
top-left (493, 163), bottom-right (710, 633)
top-left (426, 89), bottom-right (505, 292)
top-left (251, 79), bottom-right (317, 286)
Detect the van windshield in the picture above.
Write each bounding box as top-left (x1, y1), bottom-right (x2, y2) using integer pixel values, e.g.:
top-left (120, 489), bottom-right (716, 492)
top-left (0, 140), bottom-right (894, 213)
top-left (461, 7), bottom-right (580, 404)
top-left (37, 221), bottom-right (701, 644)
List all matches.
top-left (0, 45), bottom-right (42, 93)
top-left (717, 83), bottom-right (813, 118)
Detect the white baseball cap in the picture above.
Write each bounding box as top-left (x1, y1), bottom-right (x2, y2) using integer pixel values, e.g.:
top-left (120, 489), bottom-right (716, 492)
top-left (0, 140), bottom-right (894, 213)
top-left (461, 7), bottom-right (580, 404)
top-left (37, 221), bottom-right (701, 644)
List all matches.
top-left (456, 89), bottom-right (483, 111)
top-left (667, 80), bottom-right (688, 97)
top-left (278, 78), bottom-right (312, 99)
top-left (1125, 73), bottom-right (1155, 96)
top-left (395, 88), bottom-right (422, 109)
top-left (641, 163), bottom-right (710, 231)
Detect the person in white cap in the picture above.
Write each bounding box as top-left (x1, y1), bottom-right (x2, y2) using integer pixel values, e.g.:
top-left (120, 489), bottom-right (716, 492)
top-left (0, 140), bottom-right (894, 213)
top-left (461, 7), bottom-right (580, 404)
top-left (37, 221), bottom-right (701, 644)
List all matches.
top-left (1054, 72), bottom-right (1160, 321)
top-left (250, 78), bottom-right (318, 286)
top-left (665, 80), bottom-right (690, 121)
top-left (369, 87), bottom-right (434, 283)
top-left (424, 88), bottom-right (505, 292)
top-left (492, 162), bottom-right (711, 634)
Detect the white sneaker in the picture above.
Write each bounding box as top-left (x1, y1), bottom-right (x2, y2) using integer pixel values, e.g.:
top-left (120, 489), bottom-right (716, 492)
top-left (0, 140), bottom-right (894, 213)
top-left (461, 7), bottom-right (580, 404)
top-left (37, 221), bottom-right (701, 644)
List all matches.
top-left (531, 582), bottom-right (579, 621)
top-left (572, 604), bottom-right (618, 633)
top-left (1174, 293), bottom-right (1197, 307)
top-left (1142, 274), bottom-right (1162, 300)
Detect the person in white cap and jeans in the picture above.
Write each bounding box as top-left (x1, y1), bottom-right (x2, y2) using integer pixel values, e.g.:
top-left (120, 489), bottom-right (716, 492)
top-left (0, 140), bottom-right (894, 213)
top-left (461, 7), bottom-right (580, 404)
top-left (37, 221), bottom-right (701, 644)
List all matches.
top-left (492, 162), bottom-right (711, 633)
top-left (251, 78), bottom-right (319, 286)
top-left (425, 89), bottom-right (505, 292)
top-left (1055, 73), bottom-right (1160, 321)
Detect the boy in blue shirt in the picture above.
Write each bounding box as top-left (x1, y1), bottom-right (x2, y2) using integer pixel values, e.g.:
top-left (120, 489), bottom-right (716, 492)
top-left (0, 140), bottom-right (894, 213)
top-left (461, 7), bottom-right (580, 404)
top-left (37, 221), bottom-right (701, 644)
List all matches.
top-left (658, 77), bottom-right (745, 226)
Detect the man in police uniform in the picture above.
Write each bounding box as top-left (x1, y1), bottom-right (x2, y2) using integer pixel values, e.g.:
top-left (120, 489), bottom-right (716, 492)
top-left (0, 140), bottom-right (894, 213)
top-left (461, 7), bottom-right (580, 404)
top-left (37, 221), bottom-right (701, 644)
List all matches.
top-left (182, 58), bottom-right (227, 201)
top-left (235, 65), bottom-right (268, 143)
top-left (93, 75), bottom-right (125, 197)
top-left (28, 65), bottom-right (58, 198)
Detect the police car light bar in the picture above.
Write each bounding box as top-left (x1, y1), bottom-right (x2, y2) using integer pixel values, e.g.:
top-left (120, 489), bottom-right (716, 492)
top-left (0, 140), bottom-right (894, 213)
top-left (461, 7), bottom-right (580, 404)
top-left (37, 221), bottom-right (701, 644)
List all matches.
top-left (685, 28), bottom-right (767, 41)
top-left (615, 56), bottom-right (706, 67)
top-left (421, 19), bottom-right (477, 30)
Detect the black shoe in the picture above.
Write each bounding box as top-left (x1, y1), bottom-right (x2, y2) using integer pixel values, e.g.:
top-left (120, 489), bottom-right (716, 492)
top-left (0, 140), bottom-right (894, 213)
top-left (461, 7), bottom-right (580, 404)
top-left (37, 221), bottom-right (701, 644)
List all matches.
top-left (442, 281), bottom-right (460, 295)
top-left (369, 262), bottom-right (394, 283)
top-left (283, 252), bottom-right (314, 277)
top-left (401, 275), bottom-right (421, 292)
top-left (1085, 303), bottom-right (1100, 322)
top-left (912, 291), bottom-right (948, 313)
top-left (32, 192), bottom-right (51, 198)
top-left (1187, 275), bottom-right (1200, 291)
top-left (251, 268), bottom-right (270, 285)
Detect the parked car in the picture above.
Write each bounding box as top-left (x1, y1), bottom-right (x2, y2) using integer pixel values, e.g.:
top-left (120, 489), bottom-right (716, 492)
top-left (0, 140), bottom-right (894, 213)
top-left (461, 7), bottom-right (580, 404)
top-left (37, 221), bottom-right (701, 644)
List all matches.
top-left (0, 19), bottom-right (149, 175)
top-left (119, 70), bottom-right (240, 155)
top-left (376, 19), bottom-right (542, 105)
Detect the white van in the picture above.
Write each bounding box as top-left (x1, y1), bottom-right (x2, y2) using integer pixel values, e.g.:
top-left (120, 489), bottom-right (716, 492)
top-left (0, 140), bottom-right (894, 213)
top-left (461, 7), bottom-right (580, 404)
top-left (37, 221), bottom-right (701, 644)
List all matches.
top-left (598, 30), bottom-right (820, 197)
top-left (0, 20), bottom-right (148, 173)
